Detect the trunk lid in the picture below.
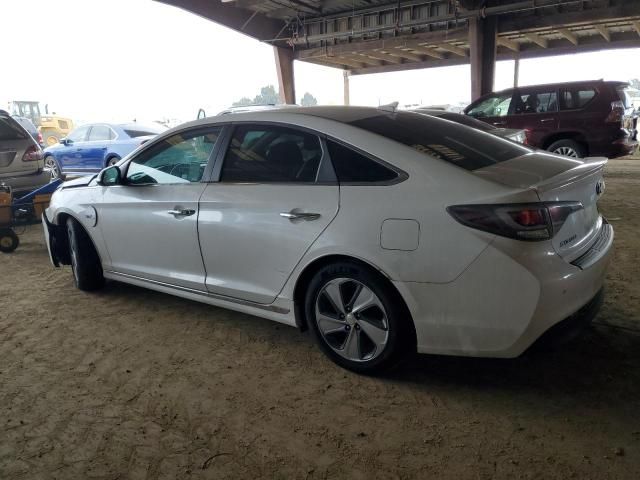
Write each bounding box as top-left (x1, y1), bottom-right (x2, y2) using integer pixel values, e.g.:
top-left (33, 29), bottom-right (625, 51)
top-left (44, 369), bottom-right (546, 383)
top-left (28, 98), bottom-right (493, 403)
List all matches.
top-left (475, 152), bottom-right (606, 261)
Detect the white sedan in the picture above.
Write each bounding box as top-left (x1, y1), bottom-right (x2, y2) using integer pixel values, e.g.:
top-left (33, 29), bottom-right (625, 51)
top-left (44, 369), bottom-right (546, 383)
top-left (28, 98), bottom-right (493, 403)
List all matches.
top-left (43, 106), bottom-right (613, 373)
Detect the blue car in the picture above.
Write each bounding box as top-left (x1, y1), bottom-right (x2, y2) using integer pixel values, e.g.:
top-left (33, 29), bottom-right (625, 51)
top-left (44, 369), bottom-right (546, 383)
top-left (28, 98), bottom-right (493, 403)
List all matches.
top-left (44, 122), bottom-right (166, 179)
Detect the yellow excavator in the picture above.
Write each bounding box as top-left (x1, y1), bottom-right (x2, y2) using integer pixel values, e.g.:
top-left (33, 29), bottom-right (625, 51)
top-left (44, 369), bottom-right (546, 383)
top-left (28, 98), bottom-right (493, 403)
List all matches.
top-left (7, 100), bottom-right (74, 146)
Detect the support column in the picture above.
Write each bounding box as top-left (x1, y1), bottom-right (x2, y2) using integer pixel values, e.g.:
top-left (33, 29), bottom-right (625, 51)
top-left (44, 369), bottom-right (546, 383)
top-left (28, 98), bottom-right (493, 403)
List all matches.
top-left (343, 71), bottom-right (350, 106)
top-left (469, 15), bottom-right (497, 101)
top-left (513, 56), bottom-right (520, 88)
top-left (274, 46), bottom-right (296, 104)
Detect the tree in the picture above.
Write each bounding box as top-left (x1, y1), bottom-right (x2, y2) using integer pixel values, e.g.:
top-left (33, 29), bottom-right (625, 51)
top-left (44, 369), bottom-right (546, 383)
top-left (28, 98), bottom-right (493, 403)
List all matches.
top-left (300, 92), bottom-right (318, 106)
top-left (232, 85), bottom-right (281, 107)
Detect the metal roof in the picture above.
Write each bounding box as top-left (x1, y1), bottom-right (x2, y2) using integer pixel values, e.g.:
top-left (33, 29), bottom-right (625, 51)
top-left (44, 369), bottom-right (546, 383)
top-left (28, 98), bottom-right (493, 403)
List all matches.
top-left (158, 0), bottom-right (640, 75)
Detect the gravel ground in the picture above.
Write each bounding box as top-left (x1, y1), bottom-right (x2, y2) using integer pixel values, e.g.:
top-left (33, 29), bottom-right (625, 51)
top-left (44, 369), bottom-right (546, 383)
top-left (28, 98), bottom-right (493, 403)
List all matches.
top-left (0, 157), bottom-right (639, 479)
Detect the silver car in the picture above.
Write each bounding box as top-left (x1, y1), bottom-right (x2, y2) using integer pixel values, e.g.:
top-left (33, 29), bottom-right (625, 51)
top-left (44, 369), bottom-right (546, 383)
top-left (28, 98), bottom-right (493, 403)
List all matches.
top-left (0, 110), bottom-right (48, 196)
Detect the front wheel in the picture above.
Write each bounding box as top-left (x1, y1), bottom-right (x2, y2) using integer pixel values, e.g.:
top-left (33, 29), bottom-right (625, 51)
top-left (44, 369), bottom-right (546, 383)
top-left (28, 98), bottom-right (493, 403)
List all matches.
top-left (106, 156), bottom-right (120, 167)
top-left (45, 155), bottom-right (64, 180)
top-left (66, 218), bottom-right (104, 291)
top-left (305, 261), bottom-right (415, 374)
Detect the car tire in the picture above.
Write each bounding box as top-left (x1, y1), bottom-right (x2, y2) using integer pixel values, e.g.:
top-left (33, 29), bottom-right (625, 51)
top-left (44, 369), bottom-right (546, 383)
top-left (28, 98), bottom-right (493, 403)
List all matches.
top-left (45, 155), bottom-right (64, 180)
top-left (548, 139), bottom-right (586, 158)
top-left (66, 217), bottom-right (104, 291)
top-left (43, 131), bottom-right (61, 147)
top-left (0, 228), bottom-right (19, 253)
top-left (304, 261), bottom-right (415, 374)
top-left (106, 156), bottom-right (120, 167)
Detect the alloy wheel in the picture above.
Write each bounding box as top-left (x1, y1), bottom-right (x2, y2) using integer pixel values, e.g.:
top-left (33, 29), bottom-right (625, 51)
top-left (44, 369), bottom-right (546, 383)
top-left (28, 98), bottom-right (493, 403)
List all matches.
top-left (553, 146), bottom-right (579, 158)
top-left (45, 157), bottom-right (60, 179)
top-left (314, 278), bottom-right (389, 362)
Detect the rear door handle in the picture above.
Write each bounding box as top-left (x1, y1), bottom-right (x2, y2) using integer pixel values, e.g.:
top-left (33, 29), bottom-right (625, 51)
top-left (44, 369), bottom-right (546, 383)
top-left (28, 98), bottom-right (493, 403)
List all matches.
top-left (541, 118), bottom-right (555, 123)
top-left (280, 211), bottom-right (321, 221)
top-left (168, 208), bottom-right (196, 217)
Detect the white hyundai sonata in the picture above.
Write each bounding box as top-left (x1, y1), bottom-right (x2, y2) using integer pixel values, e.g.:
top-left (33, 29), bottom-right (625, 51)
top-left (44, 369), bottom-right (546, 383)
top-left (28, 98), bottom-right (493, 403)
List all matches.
top-left (43, 106), bottom-right (613, 373)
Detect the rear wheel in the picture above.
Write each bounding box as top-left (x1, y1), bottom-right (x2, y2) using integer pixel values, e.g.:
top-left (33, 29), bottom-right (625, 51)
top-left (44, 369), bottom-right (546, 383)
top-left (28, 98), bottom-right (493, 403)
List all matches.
top-left (0, 228), bottom-right (19, 253)
top-left (305, 261), bottom-right (415, 374)
top-left (66, 218), bottom-right (104, 291)
top-left (43, 131), bottom-right (61, 147)
top-left (548, 139), bottom-right (586, 158)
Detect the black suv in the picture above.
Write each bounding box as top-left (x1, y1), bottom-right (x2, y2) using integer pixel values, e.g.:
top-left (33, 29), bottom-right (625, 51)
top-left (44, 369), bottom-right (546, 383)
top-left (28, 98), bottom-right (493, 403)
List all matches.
top-left (465, 80), bottom-right (638, 158)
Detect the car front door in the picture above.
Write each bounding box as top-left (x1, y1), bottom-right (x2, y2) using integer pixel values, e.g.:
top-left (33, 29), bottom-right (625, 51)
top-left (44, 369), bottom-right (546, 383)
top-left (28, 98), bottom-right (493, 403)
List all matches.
top-left (507, 87), bottom-right (559, 147)
top-left (59, 125), bottom-right (90, 172)
top-left (97, 126), bottom-right (223, 290)
top-left (85, 125), bottom-right (114, 170)
top-left (198, 124), bottom-right (340, 304)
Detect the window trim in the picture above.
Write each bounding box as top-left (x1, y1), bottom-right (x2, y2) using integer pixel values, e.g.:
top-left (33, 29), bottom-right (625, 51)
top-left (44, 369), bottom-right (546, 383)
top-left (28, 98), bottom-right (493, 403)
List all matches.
top-left (209, 121), bottom-right (338, 185)
top-left (118, 125), bottom-right (226, 187)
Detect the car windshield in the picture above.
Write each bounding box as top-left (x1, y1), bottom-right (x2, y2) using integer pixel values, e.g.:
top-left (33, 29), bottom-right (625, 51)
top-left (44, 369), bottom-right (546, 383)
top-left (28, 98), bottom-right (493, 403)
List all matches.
top-left (345, 111), bottom-right (530, 171)
top-left (0, 116), bottom-right (28, 141)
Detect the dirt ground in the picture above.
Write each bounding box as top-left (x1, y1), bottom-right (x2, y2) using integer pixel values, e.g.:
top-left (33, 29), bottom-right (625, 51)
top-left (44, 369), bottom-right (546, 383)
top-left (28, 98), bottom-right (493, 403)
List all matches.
top-left (1, 157), bottom-right (639, 480)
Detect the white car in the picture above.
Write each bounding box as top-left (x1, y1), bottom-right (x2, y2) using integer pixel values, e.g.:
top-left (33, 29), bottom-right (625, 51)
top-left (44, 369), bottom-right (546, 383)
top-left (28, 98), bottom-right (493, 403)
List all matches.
top-left (43, 107), bottom-right (613, 373)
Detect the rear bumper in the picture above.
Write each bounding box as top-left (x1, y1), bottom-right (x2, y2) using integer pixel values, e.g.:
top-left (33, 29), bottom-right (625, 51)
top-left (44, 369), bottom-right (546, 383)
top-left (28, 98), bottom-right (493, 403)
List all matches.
top-left (396, 223), bottom-right (613, 358)
top-left (590, 137), bottom-right (638, 158)
top-left (1, 170), bottom-right (51, 196)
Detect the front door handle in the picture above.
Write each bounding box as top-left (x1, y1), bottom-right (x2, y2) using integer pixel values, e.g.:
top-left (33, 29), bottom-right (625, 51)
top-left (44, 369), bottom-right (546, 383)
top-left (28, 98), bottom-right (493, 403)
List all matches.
top-left (280, 211), bottom-right (321, 221)
top-left (168, 208), bottom-right (196, 217)
top-left (540, 118), bottom-right (555, 123)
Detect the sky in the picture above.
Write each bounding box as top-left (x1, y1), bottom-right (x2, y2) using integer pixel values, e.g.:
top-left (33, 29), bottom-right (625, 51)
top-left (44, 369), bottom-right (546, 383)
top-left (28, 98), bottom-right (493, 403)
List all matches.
top-left (2, 0), bottom-right (639, 125)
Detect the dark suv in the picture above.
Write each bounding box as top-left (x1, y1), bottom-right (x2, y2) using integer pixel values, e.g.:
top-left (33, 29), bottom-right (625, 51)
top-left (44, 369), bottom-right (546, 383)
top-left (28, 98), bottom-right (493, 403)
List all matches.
top-left (465, 80), bottom-right (638, 158)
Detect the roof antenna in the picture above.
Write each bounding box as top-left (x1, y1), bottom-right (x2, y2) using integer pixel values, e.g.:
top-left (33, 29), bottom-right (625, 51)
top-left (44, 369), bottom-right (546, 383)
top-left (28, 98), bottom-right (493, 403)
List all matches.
top-left (378, 101), bottom-right (399, 113)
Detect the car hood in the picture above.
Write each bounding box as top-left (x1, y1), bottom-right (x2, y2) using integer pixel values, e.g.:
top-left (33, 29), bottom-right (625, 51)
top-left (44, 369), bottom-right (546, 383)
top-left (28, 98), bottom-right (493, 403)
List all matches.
top-left (60, 175), bottom-right (95, 189)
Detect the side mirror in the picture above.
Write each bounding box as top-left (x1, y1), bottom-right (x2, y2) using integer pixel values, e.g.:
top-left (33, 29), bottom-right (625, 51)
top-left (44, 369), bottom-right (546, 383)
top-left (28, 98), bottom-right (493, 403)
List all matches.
top-left (60, 138), bottom-right (72, 146)
top-left (98, 165), bottom-right (121, 186)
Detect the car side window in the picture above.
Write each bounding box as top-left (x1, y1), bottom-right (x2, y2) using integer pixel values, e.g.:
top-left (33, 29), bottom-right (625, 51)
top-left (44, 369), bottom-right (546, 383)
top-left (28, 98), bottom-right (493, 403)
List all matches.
top-left (326, 140), bottom-right (398, 183)
top-left (88, 125), bottom-right (113, 142)
top-left (560, 88), bottom-right (597, 110)
top-left (126, 128), bottom-right (221, 185)
top-left (467, 93), bottom-right (513, 118)
top-left (220, 125), bottom-right (323, 183)
top-left (68, 126), bottom-right (89, 142)
top-left (513, 90), bottom-right (558, 114)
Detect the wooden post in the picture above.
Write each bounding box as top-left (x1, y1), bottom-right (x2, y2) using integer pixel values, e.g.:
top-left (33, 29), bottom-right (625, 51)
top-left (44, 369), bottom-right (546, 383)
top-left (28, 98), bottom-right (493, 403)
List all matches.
top-left (274, 46), bottom-right (296, 104)
top-left (343, 71), bottom-right (350, 106)
top-left (469, 15), bottom-right (497, 101)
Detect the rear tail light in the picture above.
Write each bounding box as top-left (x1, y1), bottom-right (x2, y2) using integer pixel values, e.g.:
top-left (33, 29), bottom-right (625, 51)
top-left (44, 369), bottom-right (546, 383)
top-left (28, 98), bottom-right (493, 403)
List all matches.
top-left (447, 202), bottom-right (583, 241)
top-left (522, 128), bottom-right (532, 145)
top-left (606, 101), bottom-right (625, 124)
top-left (22, 145), bottom-right (43, 162)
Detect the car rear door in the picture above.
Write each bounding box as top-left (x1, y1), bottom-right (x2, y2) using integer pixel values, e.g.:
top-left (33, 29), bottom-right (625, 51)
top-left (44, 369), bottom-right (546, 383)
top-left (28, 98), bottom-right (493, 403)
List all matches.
top-left (97, 126), bottom-right (223, 290)
top-left (506, 87), bottom-right (559, 147)
top-left (198, 123), bottom-right (340, 304)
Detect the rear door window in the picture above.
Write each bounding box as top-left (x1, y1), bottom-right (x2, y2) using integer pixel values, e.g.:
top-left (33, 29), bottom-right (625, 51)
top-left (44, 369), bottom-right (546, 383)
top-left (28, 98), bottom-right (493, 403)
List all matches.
top-left (559, 88), bottom-right (597, 110)
top-left (513, 90), bottom-right (558, 114)
top-left (326, 140), bottom-right (398, 183)
top-left (347, 112), bottom-right (530, 171)
top-left (467, 92), bottom-right (514, 118)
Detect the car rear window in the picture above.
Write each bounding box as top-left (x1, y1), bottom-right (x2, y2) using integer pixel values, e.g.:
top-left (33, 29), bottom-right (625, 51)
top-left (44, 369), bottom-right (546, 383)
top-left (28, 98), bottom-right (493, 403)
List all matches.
top-left (0, 117), bottom-right (28, 141)
top-left (347, 112), bottom-right (530, 171)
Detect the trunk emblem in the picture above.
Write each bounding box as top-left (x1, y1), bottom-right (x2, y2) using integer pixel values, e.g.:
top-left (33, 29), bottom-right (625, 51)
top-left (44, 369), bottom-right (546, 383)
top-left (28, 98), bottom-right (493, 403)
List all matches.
top-left (596, 180), bottom-right (605, 196)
